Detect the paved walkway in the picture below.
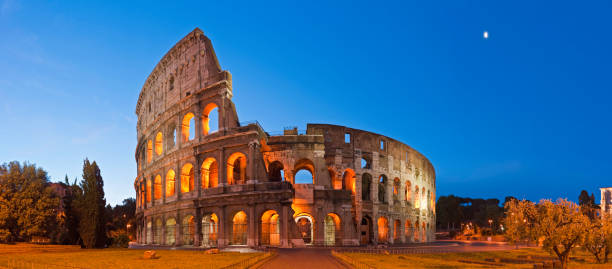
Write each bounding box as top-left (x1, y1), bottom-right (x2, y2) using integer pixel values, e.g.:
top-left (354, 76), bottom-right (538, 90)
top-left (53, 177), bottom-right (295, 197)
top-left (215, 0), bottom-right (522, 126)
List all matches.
top-left (256, 248), bottom-right (347, 269)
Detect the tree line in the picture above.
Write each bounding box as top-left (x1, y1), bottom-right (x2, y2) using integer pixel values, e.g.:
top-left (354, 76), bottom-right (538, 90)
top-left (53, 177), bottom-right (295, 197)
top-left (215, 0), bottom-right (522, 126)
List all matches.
top-left (0, 160), bottom-right (135, 248)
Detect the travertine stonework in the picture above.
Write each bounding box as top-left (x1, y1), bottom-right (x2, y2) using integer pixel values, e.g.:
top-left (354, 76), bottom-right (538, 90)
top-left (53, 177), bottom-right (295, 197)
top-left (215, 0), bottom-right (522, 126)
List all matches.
top-left (134, 28), bottom-right (436, 247)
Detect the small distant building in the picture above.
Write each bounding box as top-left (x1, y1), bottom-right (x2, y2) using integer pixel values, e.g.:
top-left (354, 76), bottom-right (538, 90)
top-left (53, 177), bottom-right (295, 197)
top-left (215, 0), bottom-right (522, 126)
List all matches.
top-left (600, 187), bottom-right (612, 218)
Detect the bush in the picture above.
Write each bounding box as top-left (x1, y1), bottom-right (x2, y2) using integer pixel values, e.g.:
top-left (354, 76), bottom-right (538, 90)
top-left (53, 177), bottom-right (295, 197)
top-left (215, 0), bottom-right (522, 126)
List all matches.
top-left (111, 233), bottom-right (130, 248)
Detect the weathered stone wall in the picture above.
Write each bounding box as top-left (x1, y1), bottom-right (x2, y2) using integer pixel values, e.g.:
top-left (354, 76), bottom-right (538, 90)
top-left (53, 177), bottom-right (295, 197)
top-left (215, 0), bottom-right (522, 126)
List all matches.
top-left (134, 28), bottom-right (436, 248)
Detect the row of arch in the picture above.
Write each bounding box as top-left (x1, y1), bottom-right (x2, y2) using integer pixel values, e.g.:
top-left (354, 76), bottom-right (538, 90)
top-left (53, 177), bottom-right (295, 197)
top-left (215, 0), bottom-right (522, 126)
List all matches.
top-left (138, 152), bottom-right (246, 206)
top-left (139, 104), bottom-right (219, 170)
top-left (361, 216), bottom-right (430, 244)
top-left (142, 210), bottom-right (343, 247)
top-left (360, 173), bottom-right (435, 211)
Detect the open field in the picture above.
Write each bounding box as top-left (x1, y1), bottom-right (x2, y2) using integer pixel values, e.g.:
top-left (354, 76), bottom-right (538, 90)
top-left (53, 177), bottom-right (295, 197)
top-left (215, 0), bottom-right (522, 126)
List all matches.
top-left (339, 247), bottom-right (612, 269)
top-left (0, 244), bottom-right (262, 269)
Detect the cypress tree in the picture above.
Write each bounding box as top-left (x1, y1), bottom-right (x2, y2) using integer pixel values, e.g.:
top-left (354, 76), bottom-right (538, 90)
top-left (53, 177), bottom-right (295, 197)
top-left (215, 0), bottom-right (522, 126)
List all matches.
top-left (76, 159), bottom-right (107, 248)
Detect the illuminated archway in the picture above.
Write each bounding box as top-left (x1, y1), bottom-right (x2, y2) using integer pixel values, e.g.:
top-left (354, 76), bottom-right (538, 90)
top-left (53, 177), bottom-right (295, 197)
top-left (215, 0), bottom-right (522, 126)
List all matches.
top-left (325, 213), bottom-right (341, 246)
top-left (154, 218), bottom-right (162, 244)
top-left (414, 186), bottom-right (420, 209)
top-left (405, 220), bottom-right (413, 242)
top-left (421, 187), bottom-right (426, 209)
top-left (414, 221), bottom-right (420, 242)
top-left (165, 169), bottom-right (175, 197)
top-left (393, 177), bottom-right (400, 199)
top-left (182, 215), bottom-right (195, 245)
top-left (166, 218), bottom-right (176, 245)
top-left (153, 175), bottom-right (162, 200)
top-left (422, 222), bottom-right (427, 242)
top-left (182, 112), bottom-right (195, 142)
top-left (202, 103), bottom-right (219, 135)
top-left (147, 140), bottom-right (153, 163)
top-left (377, 216), bottom-right (389, 243)
top-left (405, 180), bottom-right (412, 203)
top-left (155, 132), bottom-right (163, 155)
top-left (393, 219), bottom-right (401, 241)
top-left (227, 152), bottom-right (247, 185)
top-left (146, 178), bottom-right (151, 203)
top-left (362, 173), bottom-right (372, 201)
top-left (268, 161), bottom-right (284, 182)
top-left (343, 169), bottom-right (356, 195)
top-left (181, 163), bottom-right (194, 193)
top-left (146, 221), bottom-right (152, 244)
top-left (202, 213), bottom-right (218, 247)
top-left (232, 211), bottom-right (247, 245)
top-left (295, 213), bottom-right (314, 244)
top-left (261, 210), bottom-right (280, 246)
top-left (329, 168), bottom-right (341, 190)
top-left (360, 216), bottom-right (373, 245)
top-left (201, 157), bottom-right (218, 188)
top-left (294, 159), bottom-right (315, 184)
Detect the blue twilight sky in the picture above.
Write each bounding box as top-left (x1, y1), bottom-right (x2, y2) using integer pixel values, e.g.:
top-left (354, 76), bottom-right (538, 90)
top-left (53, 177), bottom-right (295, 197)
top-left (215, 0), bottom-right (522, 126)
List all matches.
top-left (1, 1), bottom-right (611, 206)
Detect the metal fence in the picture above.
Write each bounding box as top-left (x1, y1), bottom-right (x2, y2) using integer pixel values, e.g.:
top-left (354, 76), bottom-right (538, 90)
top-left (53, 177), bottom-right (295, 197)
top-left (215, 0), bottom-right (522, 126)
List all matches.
top-left (331, 250), bottom-right (375, 269)
top-left (4, 259), bottom-right (85, 269)
top-left (219, 251), bottom-right (275, 269)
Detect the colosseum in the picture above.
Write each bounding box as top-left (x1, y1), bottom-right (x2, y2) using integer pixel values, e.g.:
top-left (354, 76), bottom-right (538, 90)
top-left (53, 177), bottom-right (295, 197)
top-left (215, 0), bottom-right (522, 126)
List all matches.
top-left (134, 28), bottom-right (436, 248)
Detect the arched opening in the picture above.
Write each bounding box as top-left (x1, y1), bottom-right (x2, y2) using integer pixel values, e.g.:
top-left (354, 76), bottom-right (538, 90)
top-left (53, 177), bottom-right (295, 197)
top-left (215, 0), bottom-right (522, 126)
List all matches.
top-left (154, 218), bottom-right (162, 244)
top-left (414, 186), bottom-right (420, 209)
top-left (172, 128), bottom-right (177, 147)
top-left (146, 221), bottom-right (152, 244)
top-left (377, 216), bottom-right (389, 243)
top-left (294, 159), bottom-right (315, 184)
top-left (155, 132), bottom-right (163, 155)
top-left (325, 213), bottom-right (341, 246)
top-left (201, 213), bottom-right (218, 247)
top-left (361, 157), bottom-right (371, 169)
top-left (201, 158), bottom-right (218, 188)
top-left (261, 210), bottom-right (280, 246)
top-left (147, 140), bottom-right (153, 163)
top-left (165, 169), bottom-right (175, 197)
top-left (393, 219), bottom-right (401, 241)
top-left (227, 152), bottom-right (247, 185)
top-left (360, 216), bottom-right (373, 245)
top-left (181, 163), bottom-right (194, 193)
top-left (427, 191), bottom-right (431, 211)
top-left (295, 214), bottom-right (313, 245)
top-left (166, 218), bottom-right (176, 245)
top-left (421, 187), bottom-right (426, 209)
top-left (232, 211), bottom-right (248, 245)
top-left (343, 169), bottom-right (356, 195)
top-left (362, 173), bottom-right (372, 201)
top-left (405, 180), bottom-right (412, 203)
top-left (422, 222), bottom-right (427, 242)
top-left (378, 175), bottom-right (388, 204)
top-left (202, 103), bottom-right (219, 135)
top-left (405, 220), bottom-right (413, 242)
top-left (268, 161), bottom-right (284, 182)
top-left (414, 221), bottom-right (420, 242)
top-left (182, 215), bottom-right (195, 245)
top-left (146, 179), bottom-right (151, 203)
top-left (393, 177), bottom-right (401, 201)
top-left (329, 168), bottom-right (341, 190)
top-left (182, 112), bottom-right (195, 142)
top-left (153, 175), bottom-right (162, 200)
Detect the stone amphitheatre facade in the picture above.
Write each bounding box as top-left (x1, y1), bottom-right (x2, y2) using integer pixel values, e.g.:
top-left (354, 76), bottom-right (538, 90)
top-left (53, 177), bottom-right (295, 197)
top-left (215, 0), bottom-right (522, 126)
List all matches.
top-left (134, 28), bottom-right (436, 248)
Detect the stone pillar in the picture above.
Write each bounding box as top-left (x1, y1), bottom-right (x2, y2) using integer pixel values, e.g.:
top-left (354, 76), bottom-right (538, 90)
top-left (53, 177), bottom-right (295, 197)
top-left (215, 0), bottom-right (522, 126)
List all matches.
top-left (218, 206), bottom-right (226, 247)
top-left (247, 141), bottom-right (258, 184)
top-left (176, 162), bottom-right (181, 200)
top-left (248, 204), bottom-right (255, 246)
top-left (195, 156), bottom-right (202, 197)
top-left (194, 208), bottom-right (202, 246)
top-left (219, 148), bottom-right (227, 186)
top-left (314, 207), bottom-right (325, 246)
top-left (176, 212), bottom-right (182, 246)
top-left (281, 204), bottom-right (289, 247)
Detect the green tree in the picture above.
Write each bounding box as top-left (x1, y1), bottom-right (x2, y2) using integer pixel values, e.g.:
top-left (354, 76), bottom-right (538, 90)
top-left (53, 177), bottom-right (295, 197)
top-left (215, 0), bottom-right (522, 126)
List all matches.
top-left (583, 216), bottom-right (612, 263)
top-left (57, 175), bottom-right (80, 244)
top-left (0, 161), bottom-right (59, 242)
top-left (503, 198), bottom-right (537, 248)
top-left (536, 199), bottom-right (589, 269)
top-left (74, 159), bottom-right (107, 248)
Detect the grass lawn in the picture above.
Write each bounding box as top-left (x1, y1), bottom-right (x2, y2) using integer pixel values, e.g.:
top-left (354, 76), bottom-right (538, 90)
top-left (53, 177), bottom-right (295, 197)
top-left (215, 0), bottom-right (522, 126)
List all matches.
top-left (341, 247), bottom-right (612, 269)
top-left (0, 243), bottom-right (261, 269)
